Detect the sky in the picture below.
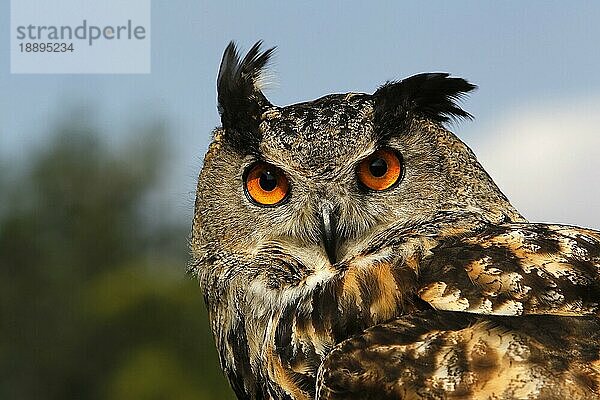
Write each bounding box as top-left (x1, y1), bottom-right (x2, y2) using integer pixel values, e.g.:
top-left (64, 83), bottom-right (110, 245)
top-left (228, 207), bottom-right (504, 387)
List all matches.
top-left (1, 0), bottom-right (599, 229)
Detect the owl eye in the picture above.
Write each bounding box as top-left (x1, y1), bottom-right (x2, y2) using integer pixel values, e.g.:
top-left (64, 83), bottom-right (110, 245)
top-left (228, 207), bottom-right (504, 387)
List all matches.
top-left (357, 149), bottom-right (403, 191)
top-left (245, 162), bottom-right (290, 206)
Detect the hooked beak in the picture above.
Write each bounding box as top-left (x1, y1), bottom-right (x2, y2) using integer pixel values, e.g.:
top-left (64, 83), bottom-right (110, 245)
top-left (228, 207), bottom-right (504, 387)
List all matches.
top-left (319, 203), bottom-right (338, 265)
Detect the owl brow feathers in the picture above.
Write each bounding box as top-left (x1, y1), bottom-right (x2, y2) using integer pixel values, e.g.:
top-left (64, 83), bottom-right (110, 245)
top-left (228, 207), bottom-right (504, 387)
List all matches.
top-left (372, 73), bottom-right (477, 139)
top-left (217, 41), bottom-right (276, 153)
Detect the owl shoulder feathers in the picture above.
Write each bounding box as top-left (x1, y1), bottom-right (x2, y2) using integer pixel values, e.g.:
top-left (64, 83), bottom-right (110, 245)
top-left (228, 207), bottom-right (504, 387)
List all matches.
top-left (317, 222), bottom-right (600, 399)
top-left (418, 222), bottom-right (600, 316)
top-left (317, 310), bottom-right (600, 400)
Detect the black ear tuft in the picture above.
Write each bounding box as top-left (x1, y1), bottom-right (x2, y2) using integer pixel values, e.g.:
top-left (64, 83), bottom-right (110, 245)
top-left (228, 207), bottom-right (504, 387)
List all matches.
top-left (373, 73), bottom-right (477, 129)
top-left (217, 41), bottom-right (275, 132)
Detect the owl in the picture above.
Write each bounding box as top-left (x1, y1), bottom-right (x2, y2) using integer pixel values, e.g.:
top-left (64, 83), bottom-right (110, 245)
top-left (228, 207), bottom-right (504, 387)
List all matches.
top-left (190, 41), bottom-right (600, 400)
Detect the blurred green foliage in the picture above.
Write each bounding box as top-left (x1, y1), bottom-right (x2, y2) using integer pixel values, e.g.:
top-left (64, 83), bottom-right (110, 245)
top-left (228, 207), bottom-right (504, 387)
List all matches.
top-left (0, 121), bottom-right (234, 399)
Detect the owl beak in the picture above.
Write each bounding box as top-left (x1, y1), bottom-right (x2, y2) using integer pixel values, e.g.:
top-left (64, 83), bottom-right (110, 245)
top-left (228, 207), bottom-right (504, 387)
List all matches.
top-left (320, 203), bottom-right (338, 265)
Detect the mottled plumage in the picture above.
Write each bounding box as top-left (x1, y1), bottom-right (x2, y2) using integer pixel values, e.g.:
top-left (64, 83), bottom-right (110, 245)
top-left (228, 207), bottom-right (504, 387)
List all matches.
top-left (190, 41), bottom-right (600, 400)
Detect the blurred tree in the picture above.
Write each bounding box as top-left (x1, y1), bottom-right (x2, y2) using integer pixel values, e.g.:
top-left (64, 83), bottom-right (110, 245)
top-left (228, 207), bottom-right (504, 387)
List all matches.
top-left (0, 120), bottom-right (234, 399)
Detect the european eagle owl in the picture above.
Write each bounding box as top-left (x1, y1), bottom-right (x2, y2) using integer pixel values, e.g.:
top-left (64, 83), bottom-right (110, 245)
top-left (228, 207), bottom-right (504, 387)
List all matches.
top-left (190, 41), bottom-right (600, 400)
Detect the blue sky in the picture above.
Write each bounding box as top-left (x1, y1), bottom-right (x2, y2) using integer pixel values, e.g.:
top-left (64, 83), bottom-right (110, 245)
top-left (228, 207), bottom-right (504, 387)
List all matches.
top-left (1, 1), bottom-right (599, 228)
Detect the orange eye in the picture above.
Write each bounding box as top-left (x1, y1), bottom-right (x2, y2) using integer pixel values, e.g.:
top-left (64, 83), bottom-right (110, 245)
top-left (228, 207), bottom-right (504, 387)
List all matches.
top-left (357, 149), bottom-right (403, 191)
top-left (245, 163), bottom-right (290, 206)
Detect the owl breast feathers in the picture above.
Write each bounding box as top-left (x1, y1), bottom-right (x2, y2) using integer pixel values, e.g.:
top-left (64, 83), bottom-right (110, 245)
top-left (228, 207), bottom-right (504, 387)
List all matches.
top-left (190, 41), bottom-right (600, 400)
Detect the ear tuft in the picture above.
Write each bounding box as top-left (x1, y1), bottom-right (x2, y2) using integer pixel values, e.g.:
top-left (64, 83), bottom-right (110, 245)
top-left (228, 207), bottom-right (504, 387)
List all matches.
top-left (217, 41), bottom-right (276, 131)
top-left (373, 73), bottom-right (477, 128)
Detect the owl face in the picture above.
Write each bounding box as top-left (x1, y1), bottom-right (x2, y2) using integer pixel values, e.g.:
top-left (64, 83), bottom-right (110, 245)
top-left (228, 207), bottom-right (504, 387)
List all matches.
top-left (196, 93), bottom-right (463, 270)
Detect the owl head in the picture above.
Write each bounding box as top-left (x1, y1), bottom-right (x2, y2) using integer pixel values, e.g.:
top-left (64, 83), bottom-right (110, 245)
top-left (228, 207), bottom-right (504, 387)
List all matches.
top-left (190, 41), bottom-right (523, 398)
top-left (192, 41), bottom-right (521, 270)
